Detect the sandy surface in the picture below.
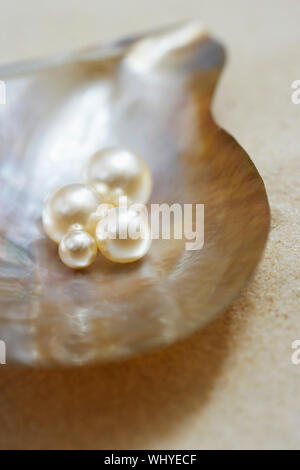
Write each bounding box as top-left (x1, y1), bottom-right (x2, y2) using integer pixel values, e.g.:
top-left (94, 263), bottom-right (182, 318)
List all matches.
top-left (0, 0), bottom-right (299, 450)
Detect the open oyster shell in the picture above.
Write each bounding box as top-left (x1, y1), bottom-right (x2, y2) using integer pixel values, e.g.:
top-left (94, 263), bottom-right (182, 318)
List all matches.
top-left (0, 22), bottom-right (270, 366)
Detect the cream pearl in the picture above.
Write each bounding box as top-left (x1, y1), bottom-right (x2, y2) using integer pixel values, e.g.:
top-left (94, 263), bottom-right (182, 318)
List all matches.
top-left (85, 203), bottom-right (115, 237)
top-left (85, 148), bottom-right (152, 204)
top-left (96, 206), bottom-right (152, 263)
top-left (59, 230), bottom-right (97, 269)
top-left (43, 183), bottom-right (100, 243)
top-left (88, 181), bottom-right (110, 199)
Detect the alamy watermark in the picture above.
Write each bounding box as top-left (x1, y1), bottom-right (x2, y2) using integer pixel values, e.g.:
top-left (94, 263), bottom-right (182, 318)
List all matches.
top-left (0, 80), bottom-right (6, 105)
top-left (291, 340), bottom-right (300, 365)
top-left (0, 340), bottom-right (6, 365)
top-left (96, 198), bottom-right (204, 251)
top-left (291, 80), bottom-right (300, 104)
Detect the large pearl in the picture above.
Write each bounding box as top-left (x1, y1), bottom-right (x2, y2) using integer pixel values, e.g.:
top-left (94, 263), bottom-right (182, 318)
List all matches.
top-left (43, 183), bottom-right (100, 243)
top-left (85, 148), bottom-right (152, 204)
top-left (96, 206), bottom-right (152, 263)
top-left (59, 230), bottom-right (97, 269)
top-left (85, 202), bottom-right (115, 237)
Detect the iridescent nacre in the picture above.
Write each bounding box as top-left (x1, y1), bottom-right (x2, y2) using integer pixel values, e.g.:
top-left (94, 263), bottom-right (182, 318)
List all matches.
top-left (0, 22), bottom-right (270, 366)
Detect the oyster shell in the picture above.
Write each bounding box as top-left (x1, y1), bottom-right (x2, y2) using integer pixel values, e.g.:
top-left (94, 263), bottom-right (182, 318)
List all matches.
top-left (0, 22), bottom-right (270, 366)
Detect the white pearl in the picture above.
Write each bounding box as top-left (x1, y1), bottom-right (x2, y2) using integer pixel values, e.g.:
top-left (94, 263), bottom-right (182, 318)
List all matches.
top-left (85, 148), bottom-right (152, 204)
top-left (43, 183), bottom-right (100, 243)
top-left (59, 230), bottom-right (97, 269)
top-left (96, 206), bottom-right (152, 263)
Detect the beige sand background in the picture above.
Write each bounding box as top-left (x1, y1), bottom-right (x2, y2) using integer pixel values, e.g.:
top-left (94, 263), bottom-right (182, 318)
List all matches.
top-left (0, 0), bottom-right (299, 449)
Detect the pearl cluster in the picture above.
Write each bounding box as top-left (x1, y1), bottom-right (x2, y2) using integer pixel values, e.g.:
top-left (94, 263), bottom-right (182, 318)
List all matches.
top-left (42, 148), bottom-right (152, 269)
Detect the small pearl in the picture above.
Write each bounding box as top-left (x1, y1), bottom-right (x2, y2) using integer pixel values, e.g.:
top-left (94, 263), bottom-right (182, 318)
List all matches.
top-left (59, 230), bottom-right (97, 269)
top-left (85, 148), bottom-right (152, 204)
top-left (96, 206), bottom-right (152, 263)
top-left (43, 183), bottom-right (100, 243)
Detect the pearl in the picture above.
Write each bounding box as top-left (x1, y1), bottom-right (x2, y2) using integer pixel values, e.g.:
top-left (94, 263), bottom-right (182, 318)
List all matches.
top-left (105, 187), bottom-right (128, 206)
top-left (43, 183), bottom-right (100, 243)
top-left (85, 203), bottom-right (115, 236)
top-left (85, 148), bottom-right (152, 204)
top-left (59, 230), bottom-right (97, 269)
top-left (88, 181), bottom-right (110, 198)
top-left (96, 206), bottom-right (152, 263)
